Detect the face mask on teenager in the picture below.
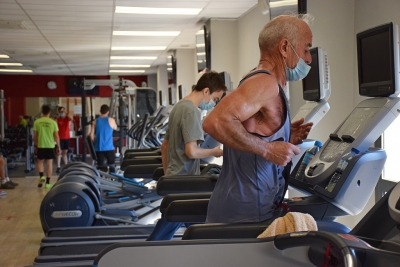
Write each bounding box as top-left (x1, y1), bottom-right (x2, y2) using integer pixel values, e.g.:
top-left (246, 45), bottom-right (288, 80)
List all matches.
top-left (199, 99), bottom-right (215, 111)
top-left (60, 113), bottom-right (66, 118)
top-left (284, 41), bottom-right (311, 82)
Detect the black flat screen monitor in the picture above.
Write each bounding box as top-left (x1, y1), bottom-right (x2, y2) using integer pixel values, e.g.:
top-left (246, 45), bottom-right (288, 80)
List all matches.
top-left (68, 78), bottom-right (99, 96)
top-left (302, 47), bottom-right (321, 101)
top-left (178, 85), bottom-right (184, 100)
top-left (196, 25), bottom-right (211, 73)
top-left (168, 87), bottom-right (175, 105)
top-left (167, 55), bottom-right (177, 85)
top-left (159, 91), bottom-right (163, 106)
top-left (357, 22), bottom-right (399, 97)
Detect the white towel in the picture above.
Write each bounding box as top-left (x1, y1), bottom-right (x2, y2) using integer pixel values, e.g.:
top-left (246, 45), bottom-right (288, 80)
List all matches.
top-left (257, 212), bottom-right (318, 238)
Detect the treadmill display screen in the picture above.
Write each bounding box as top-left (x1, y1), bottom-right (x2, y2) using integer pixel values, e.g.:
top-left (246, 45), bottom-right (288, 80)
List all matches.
top-left (360, 31), bottom-right (391, 84)
top-left (302, 48), bottom-right (320, 101)
top-left (357, 23), bottom-right (397, 96)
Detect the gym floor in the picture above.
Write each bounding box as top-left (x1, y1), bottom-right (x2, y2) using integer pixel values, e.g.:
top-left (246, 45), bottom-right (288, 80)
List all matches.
top-left (1, 158), bottom-right (85, 267)
top-left (0, 176), bottom-right (52, 267)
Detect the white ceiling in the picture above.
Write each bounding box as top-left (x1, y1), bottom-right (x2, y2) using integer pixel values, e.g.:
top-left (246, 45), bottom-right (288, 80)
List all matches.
top-left (0, 0), bottom-right (258, 76)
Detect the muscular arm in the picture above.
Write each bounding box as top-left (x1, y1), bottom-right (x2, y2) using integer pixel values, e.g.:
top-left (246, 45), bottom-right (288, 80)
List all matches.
top-left (203, 74), bottom-right (299, 166)
top-left (185, 141), bottom-right (222, 159)
top-left (161, 138), bottom-right (169, 174)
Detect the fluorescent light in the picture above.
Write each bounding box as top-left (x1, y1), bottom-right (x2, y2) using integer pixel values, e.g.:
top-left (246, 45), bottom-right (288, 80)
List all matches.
top-left (112, 46), bottom-right (166, 51)
top-left (110, 56), bottom-right (157, 60)
top-left (270, 0), bottom-right (298, 8)
top-left (167, 63), bottom-right (172, 66)
top-left (197, 60), bottom-right (203, 63)
top-left (110, 64), bottom-right (150, 68)
top-left (197, 52), bottom-right (206, 56)
top-left (0, 69), bottom-right (32, 73)
top-left (113, 31), bottom-right (180, 36)
top-left (167, 68), bottom-right (173, 71)
top-left (0, 55), bottom-right (9, 58)
top-left (0, 63), bottom-right (22, 66)
top-left (116, 6), bottom-right (201, 15)
top-left (196, 30), bottom-right (204, 35)
top-left (109, 70), bottom-right (145, 73)
top-left (196, 43), bottom-right (205, 47)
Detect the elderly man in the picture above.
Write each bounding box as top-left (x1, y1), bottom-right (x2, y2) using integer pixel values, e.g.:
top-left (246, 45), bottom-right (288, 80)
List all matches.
top-left (204, 14), bottom-right (314, 224)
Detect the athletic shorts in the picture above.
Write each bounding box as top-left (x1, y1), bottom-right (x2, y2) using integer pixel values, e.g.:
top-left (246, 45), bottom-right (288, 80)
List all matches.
top-left (59, 139), bottom-right (70, 150)
top-left (37, 148), bottom-right (56, 160)
top-left (96, 150), bottom-right (115, 166)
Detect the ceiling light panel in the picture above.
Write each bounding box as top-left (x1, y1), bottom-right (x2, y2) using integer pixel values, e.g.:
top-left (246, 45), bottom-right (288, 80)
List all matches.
top-left (110, 64), bottom-right (150, 68)
top-left (0, 69), bottom-right (32, 73)
top-left (113, 31), bottom-right (180, 36)
top-left (112, 17), bottom-right (193, 30)
top-left (112, 47), bottom-right (166, 51)
top-left (109, 70), bottom-right (145, 73)
top-left (115, 6), bottom-right (202, 15)
top-left (0, 63), bottom-right (23, 66)
top-left (110, 56), bottom-right (157, 60)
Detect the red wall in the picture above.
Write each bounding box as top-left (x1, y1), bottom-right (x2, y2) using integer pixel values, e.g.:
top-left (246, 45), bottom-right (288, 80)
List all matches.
top-left (0, 75), bottom-right (147, 125)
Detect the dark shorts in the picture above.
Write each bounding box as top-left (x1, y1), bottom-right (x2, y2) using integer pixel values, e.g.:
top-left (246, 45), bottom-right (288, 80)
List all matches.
top-left (59, 139), bottom-right (70, 150)
top-left (37, 148), bottom-right (56, 160)
top-left (96, 150), bottom-right (115, 166)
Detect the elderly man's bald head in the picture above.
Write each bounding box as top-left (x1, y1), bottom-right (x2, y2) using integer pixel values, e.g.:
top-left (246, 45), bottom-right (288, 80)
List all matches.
top-left (258, 14), bottom-right (313, 54)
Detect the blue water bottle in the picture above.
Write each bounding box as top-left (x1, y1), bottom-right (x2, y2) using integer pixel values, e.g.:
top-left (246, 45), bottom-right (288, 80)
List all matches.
top-left (294, 140), bottom-right (323, 182)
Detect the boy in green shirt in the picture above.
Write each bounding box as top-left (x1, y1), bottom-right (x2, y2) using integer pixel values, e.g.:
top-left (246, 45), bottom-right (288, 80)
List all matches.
top-left (34, 105), bottom-right (60, 188)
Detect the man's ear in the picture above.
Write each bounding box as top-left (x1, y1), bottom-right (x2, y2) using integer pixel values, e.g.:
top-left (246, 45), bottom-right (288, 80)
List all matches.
top-left (203, 87), bottom-right (210, 95)
top-left (279, 39), bottom-right (290, 57)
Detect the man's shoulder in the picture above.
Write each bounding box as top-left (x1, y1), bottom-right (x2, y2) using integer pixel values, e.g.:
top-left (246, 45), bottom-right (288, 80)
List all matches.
top-left (35, 117), bottom-right (45, 123)
top-left (236, 71), bottom-right (280, 100)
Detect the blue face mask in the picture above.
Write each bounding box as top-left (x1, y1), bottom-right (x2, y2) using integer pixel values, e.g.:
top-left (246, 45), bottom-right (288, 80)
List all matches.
top-left (284, 42), bottom-right (311, 82)
top-left (60, 113), bottom-right (66, 118)
top-left (199, 99), bottom-right (215, 111)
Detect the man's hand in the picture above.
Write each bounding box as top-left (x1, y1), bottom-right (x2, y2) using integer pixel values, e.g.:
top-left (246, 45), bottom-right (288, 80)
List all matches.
top-left (264, 141), bottom-right (300, 166)
top-left (56, 147), bottom-right (61, 155)
top-left (290, 118), bottom-right (313, 145)
top-left (34, 147), bottom-right (38, 155)
top-left (213, 146), bottom-right (223, 157)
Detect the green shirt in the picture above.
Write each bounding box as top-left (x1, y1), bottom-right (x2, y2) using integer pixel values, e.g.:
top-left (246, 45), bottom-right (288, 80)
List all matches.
top-left (20, 118), bottom-right (27, 128)
top-left (34, 117), bottom-right (58, 148)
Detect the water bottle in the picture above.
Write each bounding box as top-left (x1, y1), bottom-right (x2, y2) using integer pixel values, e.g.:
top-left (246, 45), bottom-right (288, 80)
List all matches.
top-left (325, 147), bottom-right (360, 192)
top-left (294, 140), bottom-right (323, 181)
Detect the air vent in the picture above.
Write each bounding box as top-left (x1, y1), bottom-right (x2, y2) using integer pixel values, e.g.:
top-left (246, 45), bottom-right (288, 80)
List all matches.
top-left (0, 21), bottom-right (29, 29)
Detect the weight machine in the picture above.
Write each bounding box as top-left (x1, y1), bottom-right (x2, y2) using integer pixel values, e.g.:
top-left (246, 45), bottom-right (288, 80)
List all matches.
top-left (81, 78), bottom-right (157, 162)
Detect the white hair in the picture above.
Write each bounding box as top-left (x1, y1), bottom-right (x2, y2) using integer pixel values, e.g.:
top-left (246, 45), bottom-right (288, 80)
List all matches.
top-left (258, 13), bottom-right (314, 52)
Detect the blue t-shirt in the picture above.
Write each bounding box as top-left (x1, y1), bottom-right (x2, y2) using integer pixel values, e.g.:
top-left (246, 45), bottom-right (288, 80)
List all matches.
top-left (95, 117), bottom-right (114, 151)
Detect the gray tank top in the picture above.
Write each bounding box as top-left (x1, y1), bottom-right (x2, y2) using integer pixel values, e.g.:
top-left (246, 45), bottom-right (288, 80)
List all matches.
top-left (206, 70), bottom-right (291, 224)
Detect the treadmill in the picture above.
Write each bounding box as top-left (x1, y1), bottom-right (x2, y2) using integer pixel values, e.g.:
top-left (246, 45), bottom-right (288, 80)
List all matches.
top-left (29, 21), bottom-right (400, 267)
top-left (31, 50), bottom-right (334, 265)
